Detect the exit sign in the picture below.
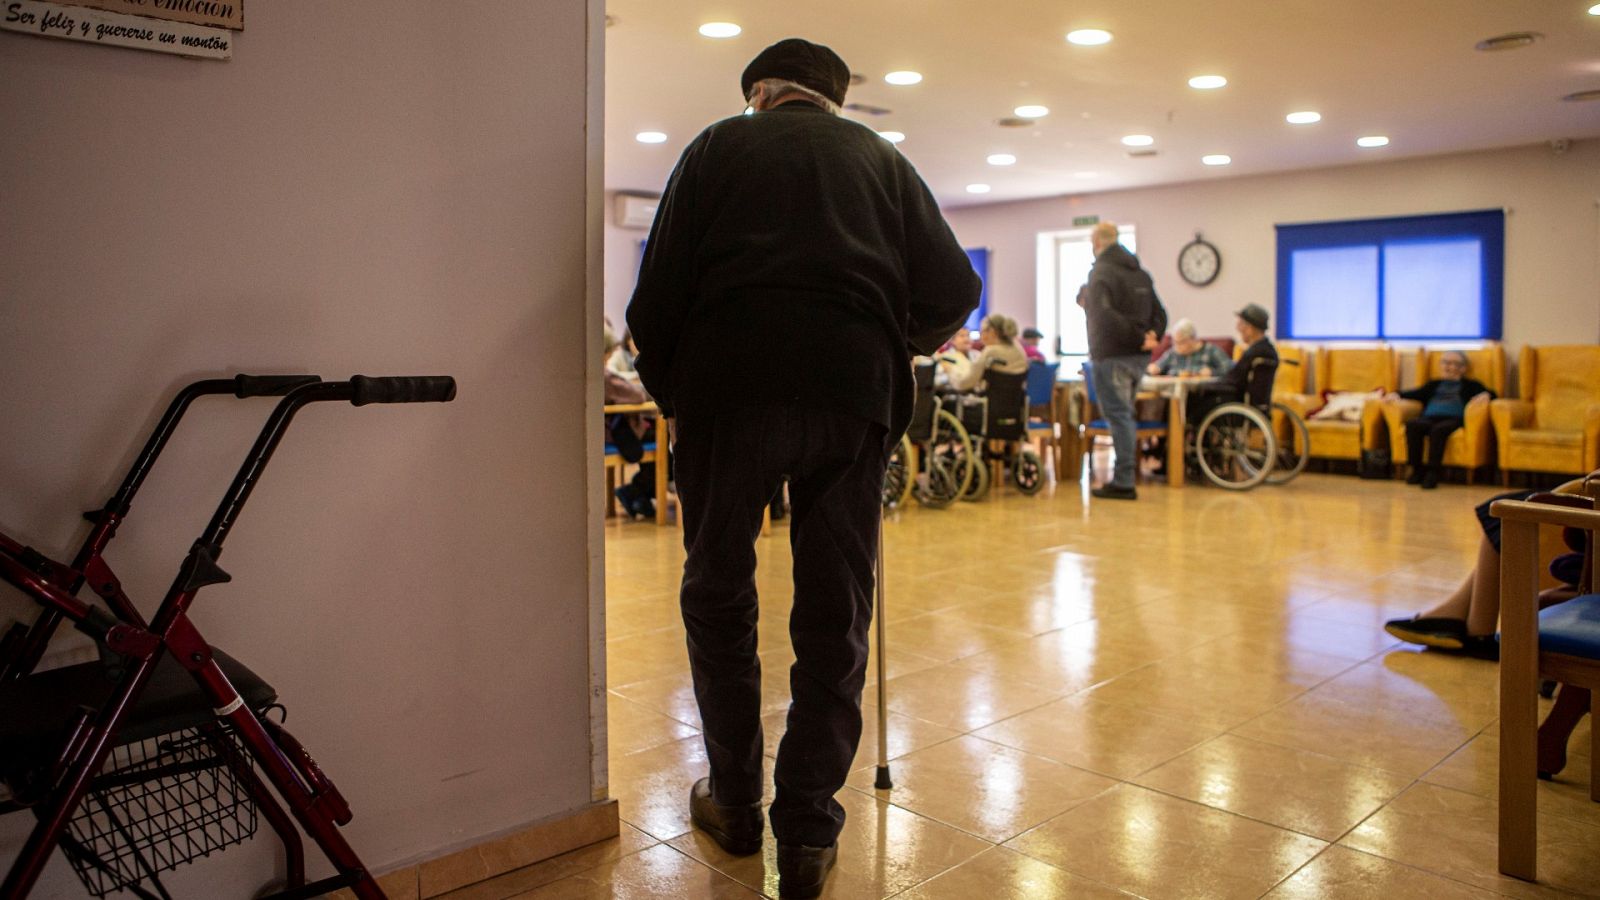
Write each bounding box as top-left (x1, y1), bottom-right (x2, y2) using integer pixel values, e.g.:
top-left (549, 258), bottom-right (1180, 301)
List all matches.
top-left (1072, 215), bottom-right (1100, 227)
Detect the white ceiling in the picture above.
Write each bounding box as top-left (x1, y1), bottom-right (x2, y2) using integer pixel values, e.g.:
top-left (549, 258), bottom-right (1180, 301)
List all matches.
top-left (604, 0), bottom-right (1600, 207)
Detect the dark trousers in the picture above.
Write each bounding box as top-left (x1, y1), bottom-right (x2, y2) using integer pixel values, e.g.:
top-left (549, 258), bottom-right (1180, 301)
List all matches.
top-left (673, 402), bottom-right (887, 847)
top-left (1405, 415), bottom-right (1462, 469)
top-left (608, 416), bottom-right (658, 493)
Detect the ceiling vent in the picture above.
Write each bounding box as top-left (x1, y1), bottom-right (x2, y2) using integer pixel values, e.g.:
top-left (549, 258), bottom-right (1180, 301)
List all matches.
top-left (1562, 89), bottom-right (1600, 102)
top-left (844, 102), bottom-right (892, 116)
top-left (1126, 148), bottom-right (1159, 158)
top-left (1475, 32), bottom-right (1541, 51)
top-left (996, 117), bottom-right (1033, 128)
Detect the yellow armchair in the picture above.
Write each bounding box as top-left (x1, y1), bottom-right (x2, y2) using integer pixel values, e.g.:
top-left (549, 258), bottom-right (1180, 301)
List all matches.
top-left (1379, 343), bottom-right (1506, 480)
top-left (1283, 346), bottom-right (1398, 464)
top-left (1493, 345), bottom-right (1600, 479)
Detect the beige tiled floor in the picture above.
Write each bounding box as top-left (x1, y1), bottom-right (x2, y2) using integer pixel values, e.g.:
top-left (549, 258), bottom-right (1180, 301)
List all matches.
top-left (448, 472), bottom-right (1600, 898)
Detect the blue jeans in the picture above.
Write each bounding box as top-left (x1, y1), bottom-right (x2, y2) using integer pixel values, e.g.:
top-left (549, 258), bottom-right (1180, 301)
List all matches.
top-left (1092, 355), bottom-right (1147, 489)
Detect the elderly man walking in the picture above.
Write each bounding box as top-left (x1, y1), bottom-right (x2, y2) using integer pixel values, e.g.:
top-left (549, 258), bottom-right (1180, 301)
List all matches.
top-left (1082, 222), bottom-right (1167, 500)
top-left (626, 37), bottom-right (979, 898)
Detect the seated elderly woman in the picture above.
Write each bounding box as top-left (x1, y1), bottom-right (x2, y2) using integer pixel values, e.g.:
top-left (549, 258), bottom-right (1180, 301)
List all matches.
top-left (1147, 319), bottom-right (1231, 377)
top-left (934, 327), bottom-right (975, 386)
top-left (950, 314), bottom-right (1028, 392)
top-left (1381, 349), bottom-right (1494, 490)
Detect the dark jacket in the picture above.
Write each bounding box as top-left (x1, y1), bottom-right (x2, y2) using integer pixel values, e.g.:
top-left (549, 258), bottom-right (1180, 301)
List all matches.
top-left (625, 102), bottom-right (980, 442)
top-left (1220, 337), bottom-right (1279, 405)
top-left (1398, 378), bottom-right (1494, 409)
top-left (1084, 243), bottom-right (1166, 360)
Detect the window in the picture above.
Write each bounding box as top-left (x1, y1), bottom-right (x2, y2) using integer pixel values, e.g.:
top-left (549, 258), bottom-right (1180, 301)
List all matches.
top-left (1275, 209), bottom-right (1503, 340)
top-left (1034, 225), bottom-right (1136, 361)
top-left (964, 248), bottom-right (990, 333)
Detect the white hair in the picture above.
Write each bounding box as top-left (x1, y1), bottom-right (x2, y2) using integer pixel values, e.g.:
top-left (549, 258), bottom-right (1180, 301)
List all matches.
top-left (748, 78), bottom-right (840, 115)
top-left (1172, 318), bottom-right (1198, 341)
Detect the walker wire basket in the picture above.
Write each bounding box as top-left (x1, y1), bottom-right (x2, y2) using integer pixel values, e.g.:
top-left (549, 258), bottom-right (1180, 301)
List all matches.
top-left (63, 725), bottom-right (259, 897)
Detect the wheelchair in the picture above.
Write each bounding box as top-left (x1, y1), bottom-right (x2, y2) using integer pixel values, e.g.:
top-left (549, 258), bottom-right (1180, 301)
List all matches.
top-left (942, 368), bottom-right (1045, 500)
top-left (883, 362), bottom-right (979, 510)
top-left (1185, 355), bottom-right (1309, 490)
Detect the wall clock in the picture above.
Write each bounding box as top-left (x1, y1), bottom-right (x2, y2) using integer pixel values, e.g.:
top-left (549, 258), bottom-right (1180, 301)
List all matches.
top-left (1178, 234), bottom-right (1221, 287)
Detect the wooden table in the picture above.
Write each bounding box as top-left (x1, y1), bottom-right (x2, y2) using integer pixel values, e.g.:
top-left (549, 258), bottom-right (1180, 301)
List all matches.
top-left (603, 402), bottom-right (672, 524)
top-left (1138, 375), bottom-right (1217, 487)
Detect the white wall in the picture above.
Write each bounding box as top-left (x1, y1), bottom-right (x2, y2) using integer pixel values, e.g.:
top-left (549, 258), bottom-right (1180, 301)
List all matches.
top-left (0, 1), bottom-right (603, 894)
top-left (945, 140), bottom-right (1600, 359)
top-left (603, 191), bottom-right (652, 330)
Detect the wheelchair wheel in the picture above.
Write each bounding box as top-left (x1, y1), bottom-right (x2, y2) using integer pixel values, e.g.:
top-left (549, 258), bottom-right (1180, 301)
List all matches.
top-left (882, 435), bottom-right (915, 509)
top-left (959, 451), bottom-right (991, 501)
top-left (1012, 447), bottom-right (1045, 495)
top-left (913, 449), bottom-right (961, 508)
top-left (930, 408), bottom-right (975, 498)
top-left (1266, 402), bottom-right (1309, 485)
top-left (1195, 403), bottom-right (1277, 490)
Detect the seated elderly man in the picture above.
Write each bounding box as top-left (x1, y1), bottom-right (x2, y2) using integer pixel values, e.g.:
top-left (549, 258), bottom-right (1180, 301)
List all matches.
top-left (1382, 349), bottom-right (1494, 490)
top-left (1147, 319), bottom-right (1231, 377)
top-left (1185, 304), bottom-right (1278, 423)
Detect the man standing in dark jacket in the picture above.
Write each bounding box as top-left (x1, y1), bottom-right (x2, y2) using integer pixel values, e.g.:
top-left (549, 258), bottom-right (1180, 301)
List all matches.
top-left (1082, 222), bottom-right (1167, 500)
top-left (625, 38), bottom-right (979, 898)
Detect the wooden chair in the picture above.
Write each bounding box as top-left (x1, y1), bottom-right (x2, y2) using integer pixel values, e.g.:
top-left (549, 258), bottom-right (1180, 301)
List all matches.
top-left (603, 402), bottom-right (671, 525)
top-left (1378, 343), bottom-right (1506, 483)
top-left (1492, 477), bottom-right (1600, 882)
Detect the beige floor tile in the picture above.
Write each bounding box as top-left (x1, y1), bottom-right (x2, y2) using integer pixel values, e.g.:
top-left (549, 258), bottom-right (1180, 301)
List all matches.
top-left (1005, 783), bottom-right (1327, 900)
top-left (1227, 614), bottom-right (1400, 662)
top-left (1080, 659), bottom-right (1312, 730)
top-left (1304, 652), bottom-right (1501, 733)
top-left (896, 846), bottom-right (1137, 899)
top-left (437, 825), bottom-right (658, 900)
top-left (872, 612), bottom-right (1032, 663)
top-left (1423, 730), bottom-right (1600, 829)
top-left (606, 692), bottom-right (699, 758)
top-left (608, 736), bottom-right (711, 841)
top-left (1164, 635), bottom-right (1359, 687)
top-left (952, 627), bottom-right (1156, 695)
top-left (604, 592), bottom-right (682, 640)
top-left (883, 661), bottom-right (1064, 731)
top-left (975, 695), bottom-right (1222, 779)
top-left (668, 786), bottom-right (991, 899)
top-left (932, 592), bottom-right (1096, 636)
top-left (1341, 782), bottom-right (1600, 898)
top-left (1134, 734), bottom-right (1413, 841)
top-left (606, 629), bottom-right (692, 688)
top-left (762, 703), bottom-right (962, 771)
top-left (1232, 691), bottom-right (1475, 778)
top-left (511, 843), bottom-right (758, 898)
top-left (845, 735), bottom-right (1117, 842)
top-left (1263, 845), bottom-right (1504, 899)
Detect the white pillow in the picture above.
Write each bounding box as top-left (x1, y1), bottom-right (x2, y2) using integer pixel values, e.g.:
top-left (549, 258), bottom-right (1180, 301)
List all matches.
top-left (1310, 389), bottom-right (1383, 422)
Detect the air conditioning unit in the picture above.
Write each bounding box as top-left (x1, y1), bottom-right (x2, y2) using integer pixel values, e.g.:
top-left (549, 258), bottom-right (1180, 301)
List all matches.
top-left (614, 193), bottom-right (660, 230)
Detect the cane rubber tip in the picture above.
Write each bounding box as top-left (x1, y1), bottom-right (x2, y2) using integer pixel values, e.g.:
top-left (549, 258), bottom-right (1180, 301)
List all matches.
top-left (874, 767), bottom-right (893, 790)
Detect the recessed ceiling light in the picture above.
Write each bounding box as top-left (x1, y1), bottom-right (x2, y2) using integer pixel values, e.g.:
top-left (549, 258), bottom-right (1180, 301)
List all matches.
top-left (1563, 89), bottom-right (1600, 102)
top-left (1014, 105), bottom-right (1050, 118)
top-left (1066, 29), bottom-right (1113, 46)
top-left (1201, 154), bottom-right (1231, 166)
top-left (1590, 3), bottom-right (1600, 14)
top-left (1188, 75), bottom-right (1227, 90)
top-left (1120, 134), bottom-right (1154, 146)
top-left (1073, 171), bottom-right (1098, 179)
top-left (987, 153), bottom-right (1017, 166)
top-left (1286, 111), bottom-right (1322, 125)
top-left (1475, 32), bottom-right (1542, 51)
top-left (885, 71), bottom-right (923, 85)
top-left (966, 183), bottom-right (992, 194)
top-left (697, 22), bottom-right (741, 38)
top-left (1356, 135), bottom-right (1390, 147)
top-left (635, 131), bottom-right (668, 144)
top-left (877, 130), bottom-right (906, 144)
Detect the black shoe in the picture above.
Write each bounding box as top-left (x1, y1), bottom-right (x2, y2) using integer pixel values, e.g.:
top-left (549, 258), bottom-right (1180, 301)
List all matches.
top-left (634, 497), bottom-right (656, 520)
top-left (1456, 634), bottom-right (1500, 661)
top-left (613, 485), bottom-right (641, 520)
top-left (1384, 615), bottom-right (1467, 650)
top-left (1421, 469), bottom-right (1440, 490)
top-left (1405, 468), bottom-right (1425, 486)
top-left (777, 843), bottom-right (838, 899)
top-left (1091, 485), bottom-right (1138, 501)
top-left (688, 778), bottom-right (763, 856)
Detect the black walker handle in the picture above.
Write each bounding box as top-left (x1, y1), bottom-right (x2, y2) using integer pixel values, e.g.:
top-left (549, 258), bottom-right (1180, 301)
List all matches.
top-left (349, 375), bottom-right (457, 406)
top-left (234, 374), bottom-right (322, 398)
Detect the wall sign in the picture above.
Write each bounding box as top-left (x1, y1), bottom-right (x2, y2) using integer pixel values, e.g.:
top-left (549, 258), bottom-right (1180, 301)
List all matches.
top-left (2, 0), bottom-right (232, 58)
top-left (1072, 215), bottom-right (1100, 227)
top-left (58, 0), bottom-right (241, 31)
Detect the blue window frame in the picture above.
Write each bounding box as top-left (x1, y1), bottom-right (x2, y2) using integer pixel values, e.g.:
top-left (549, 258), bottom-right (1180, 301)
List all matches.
top-left (1275, 209), bottom-right (1503, 340)
top-left (964, 247), bottom-right (990, 333)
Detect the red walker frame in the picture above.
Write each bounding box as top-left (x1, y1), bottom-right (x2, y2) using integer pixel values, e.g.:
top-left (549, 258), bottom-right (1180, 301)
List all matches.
top-left (1, 374), bottom-right (455, 899)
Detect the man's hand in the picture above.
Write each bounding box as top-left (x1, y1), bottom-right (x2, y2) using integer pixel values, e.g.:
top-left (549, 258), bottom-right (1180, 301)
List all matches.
top-left (1141, 330), bottom-right (1158, 351)
top-left (1383, 392), bottom-right (1401, 404)
top-left (1199, 367), bottom-right (1213, 377)
top-left (1469, 392), bottom-right (1490, 406)
top-left (1145, 363), bottom-right (1160, 375)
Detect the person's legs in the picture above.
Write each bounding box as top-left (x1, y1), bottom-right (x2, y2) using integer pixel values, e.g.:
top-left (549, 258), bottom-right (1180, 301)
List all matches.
top-left (675, 408), bottom-right (788, 808)
top-left (1092, 356), bottom-right (1142, 490)
top-left (1465, 529), bottom-right (1501, 637)
top-left (1421, 417), bottom-right (1462, 487)
top-left (769, 409), bottom-right (886, 849)
top-left (1404, 418), bottom-right (1429, 484)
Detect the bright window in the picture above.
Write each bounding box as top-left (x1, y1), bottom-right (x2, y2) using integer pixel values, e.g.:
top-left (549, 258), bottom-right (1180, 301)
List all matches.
top-left (1275, 210), bottom-right (1503, 340)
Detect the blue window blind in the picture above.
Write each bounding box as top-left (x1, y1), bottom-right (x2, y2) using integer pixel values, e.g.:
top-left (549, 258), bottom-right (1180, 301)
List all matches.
top-left (964, 248), bottom-right (990, 333)
top-left (1275, 210), bottom-right (1503, 340)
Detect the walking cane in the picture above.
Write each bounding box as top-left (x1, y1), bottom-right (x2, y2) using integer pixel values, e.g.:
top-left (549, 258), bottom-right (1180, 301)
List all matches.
top-left (874, 511), bottom-right (894, 790)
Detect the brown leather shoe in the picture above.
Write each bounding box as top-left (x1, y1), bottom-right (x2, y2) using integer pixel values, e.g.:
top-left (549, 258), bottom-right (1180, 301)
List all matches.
top-left (688, 777), bottom-right (763, 855)
top-left (777, 842), bottom-right (837, 898)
